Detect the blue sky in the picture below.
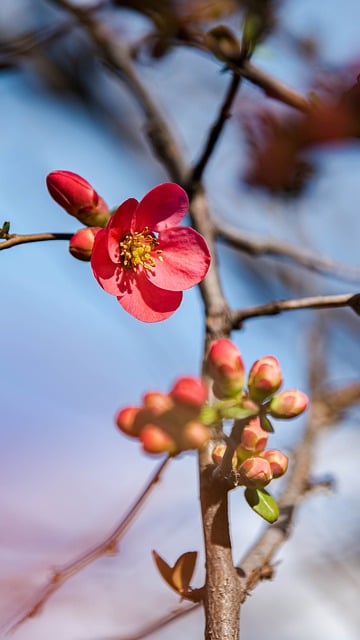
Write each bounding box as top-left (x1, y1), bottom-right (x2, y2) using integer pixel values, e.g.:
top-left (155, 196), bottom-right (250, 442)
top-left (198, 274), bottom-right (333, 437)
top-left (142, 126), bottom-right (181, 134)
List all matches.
top-left (1, 1), bottom-right (359, 639)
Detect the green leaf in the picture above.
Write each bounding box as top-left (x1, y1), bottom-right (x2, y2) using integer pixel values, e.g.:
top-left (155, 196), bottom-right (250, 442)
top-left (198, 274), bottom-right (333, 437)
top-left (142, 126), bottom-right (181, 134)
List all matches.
top-left (244, 488), bottom-right (279, 523)
top-left (260, 415), bottom-right (274, 433)
top-left (152, 550), bottom-right (197, 595)
top-left (199, 405), bottom-right (218, 425)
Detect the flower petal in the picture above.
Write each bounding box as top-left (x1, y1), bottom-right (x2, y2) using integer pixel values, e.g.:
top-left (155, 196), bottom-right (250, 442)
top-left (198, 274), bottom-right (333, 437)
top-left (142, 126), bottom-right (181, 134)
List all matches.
top-left (108, 197), bottom-right (138, 262)
top-left (147, 226), bottom-right (211, 291)
top-left (135, 183), bottom-right (189, 232)
top-left (117, 270), bottom-right (182, 322)
top-left (91, 228), bottom-right (123, 295)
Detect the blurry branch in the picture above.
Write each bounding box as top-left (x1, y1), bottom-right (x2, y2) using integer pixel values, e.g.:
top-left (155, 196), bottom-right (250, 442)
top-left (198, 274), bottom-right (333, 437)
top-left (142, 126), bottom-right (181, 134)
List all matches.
top-left (231, 292), bottom-right (360, 327)
top-left (0, 24), bottom-right (72, 69)
top-left (50, 0), bottom-right (187, 185)
top-left (0, 232), bottom-right (72, 250)
top-left (3, 457), bottom-right (170, 636)
top-left (96, 603), bottom-right (198, 640)
top-left (216, 222), bottom-right (360, 283)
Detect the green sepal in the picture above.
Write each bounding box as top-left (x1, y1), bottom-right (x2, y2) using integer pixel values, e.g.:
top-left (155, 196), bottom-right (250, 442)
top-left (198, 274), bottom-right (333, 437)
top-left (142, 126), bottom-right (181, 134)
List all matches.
top-left (260, 415), bottom-right (274, 433)
top-left (244, 487), bottom-right (279, 523)
top-left (221, 405), bottom-right (259, 420)
top-left (199, 405), bottom-right (218, 425)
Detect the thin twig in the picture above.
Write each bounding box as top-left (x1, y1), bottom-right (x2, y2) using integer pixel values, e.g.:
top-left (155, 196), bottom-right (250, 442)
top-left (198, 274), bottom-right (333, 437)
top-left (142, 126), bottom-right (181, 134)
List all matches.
top-left (231, 292), bottom-right (360, 327)
top-left (2, 457), bottom-right (170, 635)
top-left (0, 232), bottom-right (72, 250)
top-left (216, 222), bottom-right (360, 283)
top-left (189, 72), bottom-right (241, 187)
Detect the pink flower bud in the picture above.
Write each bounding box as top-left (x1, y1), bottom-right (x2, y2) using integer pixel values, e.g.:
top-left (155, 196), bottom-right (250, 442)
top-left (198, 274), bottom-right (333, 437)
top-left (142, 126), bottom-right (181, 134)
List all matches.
top-left (115, 406), bottom-right (142, 438)
top-left (248, 356), bottom-right (282, 403)
top-left (140, 424), bottom-right (177, 454)
top-left (238, 456), bottom-right (273, 488)
top-left (46, 170), bottom-right (110, 227)
top-left (239, 417), bottom-right (268, 453)
top-left (212, 444), bottom-right (238, 468)
top-left (181, 420), bottom-right (209, 449)
top-left (69, 227), bottom-right (101, 261)
top-left (261, 449), bottom-right (288, 478)
top-left (142, 391), bottom-right (173, 414)
top-left (169, 377), bottom-right (207, 409)
top-left (269, 390), bottom-right (309, 419)
top-left (207, 339), bottom-right (245, 398)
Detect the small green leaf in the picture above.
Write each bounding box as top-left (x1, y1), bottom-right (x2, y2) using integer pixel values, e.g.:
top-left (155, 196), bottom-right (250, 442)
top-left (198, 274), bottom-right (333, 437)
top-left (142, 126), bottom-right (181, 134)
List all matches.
top-left (244, 487), bottom-right (279, 523)
top-left (260, 415), bottom-right (274, 433)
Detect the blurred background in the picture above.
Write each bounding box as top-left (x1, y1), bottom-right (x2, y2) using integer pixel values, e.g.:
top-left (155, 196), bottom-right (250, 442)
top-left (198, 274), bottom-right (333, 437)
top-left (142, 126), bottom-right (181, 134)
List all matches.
top-left (0, 1), bottom-right (359, 638)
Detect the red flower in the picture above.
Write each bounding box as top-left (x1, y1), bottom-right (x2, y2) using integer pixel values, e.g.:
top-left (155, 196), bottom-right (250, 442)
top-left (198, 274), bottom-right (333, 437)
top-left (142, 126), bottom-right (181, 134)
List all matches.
top-left (91, 183), bottom-right (211, 322)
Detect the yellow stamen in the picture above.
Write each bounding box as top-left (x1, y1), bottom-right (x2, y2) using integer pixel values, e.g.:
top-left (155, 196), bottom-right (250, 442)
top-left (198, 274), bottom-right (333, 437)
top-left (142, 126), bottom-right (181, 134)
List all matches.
top-left (119, 227), bottom-right (162, 271)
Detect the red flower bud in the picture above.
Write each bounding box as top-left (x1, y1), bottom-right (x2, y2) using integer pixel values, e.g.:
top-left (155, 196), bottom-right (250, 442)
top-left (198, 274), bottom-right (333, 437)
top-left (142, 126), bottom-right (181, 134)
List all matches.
top-left (46, 170), bottom-right (110, 227)
top-left (115, 406), bottom-right (142, 438)
top-left (238, 456), bottom-right (272, 488)
top-left (140, 424), bottom-right (177, 454)
top-left (142, 391), bottom-right (173, 414)
top-left (248, 356), bottom-right (282, 402)
top-left (169, 377), bottom-right (207, 409)
top-left (207, 339), bottom-right (245, 398)
top-left (261, 449), bottom-right (288, 478)
top-left (181, 420), bottom-right (209, 449)
top-left (69, 227), bottom-right (101, 261)
top-left (269, 390), bottom-right (309, 419)
top-left (239, 417), bottom-right (268, 453)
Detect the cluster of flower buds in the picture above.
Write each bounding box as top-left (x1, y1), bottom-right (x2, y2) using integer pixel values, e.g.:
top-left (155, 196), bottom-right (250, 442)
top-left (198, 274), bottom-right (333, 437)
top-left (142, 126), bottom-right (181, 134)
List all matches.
top-left (212, 418), bottom-right (288, 489)
top-left (115, 377), bottom-right (210, 455)
top-left (208, 338), bottom-right (308, 490)
top-left (207, 338), bottom-right (308, 418)
top-left (46, 171), bottom-right (110, 261)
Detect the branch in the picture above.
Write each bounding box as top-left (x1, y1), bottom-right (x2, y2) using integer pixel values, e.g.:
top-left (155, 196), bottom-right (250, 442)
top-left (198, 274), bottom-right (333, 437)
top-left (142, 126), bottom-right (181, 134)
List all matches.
top-left (2, 457), bottom-right (170, 635)
top-left (189, 72), bottom-right (241, 187)
top-left (0, 232), bottom-right (72, 250)
top-left (216, 222), bottom-right (360, 283)
top-left (231, 292), bottom-right (360, 327)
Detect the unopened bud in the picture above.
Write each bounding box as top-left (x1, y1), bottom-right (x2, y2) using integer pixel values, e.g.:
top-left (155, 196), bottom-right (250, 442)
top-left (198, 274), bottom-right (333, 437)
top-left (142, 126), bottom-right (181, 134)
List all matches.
top-left (115, 406), bottom-right (142, 438)
top-left (181, 420), bottom-right (209, 449)
top-left (238, 456), bottom-right (272, 488)
top-left (239, 417), bottom-right (268, 453)
top-left (207, 339), bottom-right (245, 398)
top-left (169, 377), bottom-right (207, 410)
top-left (269, 390), bottom-right (309, 419)
top-left (261, 449), bottom-right (288, 478)
top-left (69, 227), bottom-right (101, 261)
top-left (143, 391), bottom-right (173, 414)
top-left (140, 424), bottom-right (177, 454)
top-left (204, 26), bottom-right (242, 63)
top-left (46, 170), bottom-right (110, 227)
top-left (248, 356), bottom-right (282, 403)
top-left (212, 444), bottom-right (237, 468)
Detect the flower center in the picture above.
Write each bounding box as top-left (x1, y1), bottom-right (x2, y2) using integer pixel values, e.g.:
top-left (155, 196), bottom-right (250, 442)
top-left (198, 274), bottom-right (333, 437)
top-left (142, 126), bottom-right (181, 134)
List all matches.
top-left (119, 227), bottom-right (163, 271)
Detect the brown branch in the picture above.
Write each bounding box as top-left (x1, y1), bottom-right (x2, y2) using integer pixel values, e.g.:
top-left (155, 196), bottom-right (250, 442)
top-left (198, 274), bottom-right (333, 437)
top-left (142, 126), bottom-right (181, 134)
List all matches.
top-left (189, 72), bottom-right (241, 187)
top-left (0, 232), bottom-right (72, 250)
top-left (2, 457), bottom-right (170, 635)
top-left (216, 222), bottom-right (360, 283)
top-left (231, 293), bottom-right (360, 327)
